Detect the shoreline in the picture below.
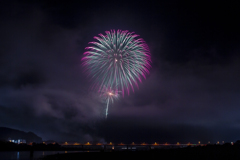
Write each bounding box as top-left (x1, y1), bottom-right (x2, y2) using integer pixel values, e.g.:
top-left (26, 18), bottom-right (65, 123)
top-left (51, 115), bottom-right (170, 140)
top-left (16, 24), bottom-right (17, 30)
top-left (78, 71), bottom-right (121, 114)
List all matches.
top-left (42, 145), bottom-right (240, 160)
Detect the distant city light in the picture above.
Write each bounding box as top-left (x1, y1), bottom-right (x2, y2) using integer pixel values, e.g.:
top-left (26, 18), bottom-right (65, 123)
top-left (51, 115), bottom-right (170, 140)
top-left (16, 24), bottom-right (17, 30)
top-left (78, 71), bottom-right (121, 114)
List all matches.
top-left (9, 139), bottom-right (26, 144)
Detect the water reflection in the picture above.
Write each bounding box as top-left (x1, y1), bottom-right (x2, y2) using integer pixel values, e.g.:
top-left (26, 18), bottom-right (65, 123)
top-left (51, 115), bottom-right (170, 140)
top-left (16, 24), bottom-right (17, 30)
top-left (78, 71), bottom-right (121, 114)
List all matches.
top-left (0, 151), bottom-right (84, 160)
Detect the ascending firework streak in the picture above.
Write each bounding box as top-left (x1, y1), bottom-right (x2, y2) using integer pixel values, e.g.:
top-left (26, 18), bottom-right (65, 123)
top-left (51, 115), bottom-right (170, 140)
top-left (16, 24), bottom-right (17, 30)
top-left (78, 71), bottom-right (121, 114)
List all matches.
top-left (82, 29), bottom-right (151, 118)
top-left (100, 86), bottom-right (120, 118)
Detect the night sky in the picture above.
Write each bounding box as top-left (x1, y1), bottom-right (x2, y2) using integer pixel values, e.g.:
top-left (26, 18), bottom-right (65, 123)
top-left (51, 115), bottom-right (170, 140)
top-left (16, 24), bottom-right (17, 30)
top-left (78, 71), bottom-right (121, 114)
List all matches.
top-left (0, 0), bottom-right (240, 144)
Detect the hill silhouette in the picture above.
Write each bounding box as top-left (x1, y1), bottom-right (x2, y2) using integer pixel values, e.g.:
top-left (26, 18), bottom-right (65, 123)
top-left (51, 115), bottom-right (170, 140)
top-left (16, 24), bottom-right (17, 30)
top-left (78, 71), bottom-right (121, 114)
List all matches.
top-left (0, 127), bottom-right (42, 143)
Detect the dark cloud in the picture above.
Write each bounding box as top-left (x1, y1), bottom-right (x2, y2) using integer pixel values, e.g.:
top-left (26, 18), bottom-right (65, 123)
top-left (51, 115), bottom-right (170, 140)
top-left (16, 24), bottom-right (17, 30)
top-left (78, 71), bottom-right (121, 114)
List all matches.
top-left (0, 0), bottom-right (240, 144)
top-left (98, 116), bottom-right (240, 144)
top-left (0, 0), bottom-right (104, 142)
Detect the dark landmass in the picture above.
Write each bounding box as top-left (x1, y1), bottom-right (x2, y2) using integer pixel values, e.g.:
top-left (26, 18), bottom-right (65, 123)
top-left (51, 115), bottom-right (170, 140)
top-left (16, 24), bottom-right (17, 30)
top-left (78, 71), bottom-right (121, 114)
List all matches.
top-left (0, 127), bottom-right (42, 143)
top-left (42, 144), bottom-right (240, 160)
top-left (1, 141), bottom-right (240, 160)
top-left (0, 141), bottom-right (60, 151)
top-left (0, 141), bottom-right (99, 151)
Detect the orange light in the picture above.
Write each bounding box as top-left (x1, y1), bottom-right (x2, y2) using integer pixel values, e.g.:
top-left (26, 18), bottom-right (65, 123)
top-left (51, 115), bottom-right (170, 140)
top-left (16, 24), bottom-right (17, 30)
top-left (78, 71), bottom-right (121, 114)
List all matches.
top-left (177, 142), bottom-right (179, 145)
top-left (74, 143), bottom-right (80, 145)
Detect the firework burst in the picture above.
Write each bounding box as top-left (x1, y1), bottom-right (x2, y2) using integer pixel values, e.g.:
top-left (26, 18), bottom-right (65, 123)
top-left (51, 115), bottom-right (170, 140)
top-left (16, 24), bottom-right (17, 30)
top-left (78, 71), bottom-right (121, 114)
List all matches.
top-left (82, 29), bottom-right (151, 96)
top-left (82, 29), bottom-right (151, 117)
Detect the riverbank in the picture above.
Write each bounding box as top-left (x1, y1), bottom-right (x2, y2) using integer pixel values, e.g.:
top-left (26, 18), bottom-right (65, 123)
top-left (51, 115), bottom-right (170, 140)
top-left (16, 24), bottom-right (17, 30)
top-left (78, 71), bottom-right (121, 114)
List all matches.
top-left (42, 145), bottom-right (240, 160)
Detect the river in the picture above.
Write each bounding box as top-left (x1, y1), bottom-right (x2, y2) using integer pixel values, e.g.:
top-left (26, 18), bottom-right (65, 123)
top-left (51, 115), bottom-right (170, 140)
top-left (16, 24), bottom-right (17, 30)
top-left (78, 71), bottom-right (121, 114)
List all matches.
top-left (0, 151), bottom-right (83, 160)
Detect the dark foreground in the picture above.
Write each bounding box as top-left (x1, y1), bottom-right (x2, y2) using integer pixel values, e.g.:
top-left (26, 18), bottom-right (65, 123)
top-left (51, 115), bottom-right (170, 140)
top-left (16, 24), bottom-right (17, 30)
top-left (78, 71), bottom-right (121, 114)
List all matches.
top-left (42, 145), bottom-right (240, 160)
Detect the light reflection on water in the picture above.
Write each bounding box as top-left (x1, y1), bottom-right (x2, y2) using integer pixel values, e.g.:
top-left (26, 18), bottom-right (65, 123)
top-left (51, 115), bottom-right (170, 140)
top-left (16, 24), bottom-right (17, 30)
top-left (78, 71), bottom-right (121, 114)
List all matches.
top-left (0, 151), bottom-right (83, 160)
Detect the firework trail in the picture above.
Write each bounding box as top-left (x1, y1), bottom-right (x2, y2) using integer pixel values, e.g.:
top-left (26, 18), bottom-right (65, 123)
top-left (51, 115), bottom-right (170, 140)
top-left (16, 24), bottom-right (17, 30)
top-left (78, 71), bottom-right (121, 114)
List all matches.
top-left (82, 29), bottom-right (151, 117)
top-left (100, 85), bottom-right (120, 118)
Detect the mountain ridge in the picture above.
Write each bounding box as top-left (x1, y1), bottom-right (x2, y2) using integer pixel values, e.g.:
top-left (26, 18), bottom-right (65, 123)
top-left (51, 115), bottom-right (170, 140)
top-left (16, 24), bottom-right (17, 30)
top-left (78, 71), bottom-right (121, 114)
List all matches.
top-left (0, 127), bottom-right (42, 143)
